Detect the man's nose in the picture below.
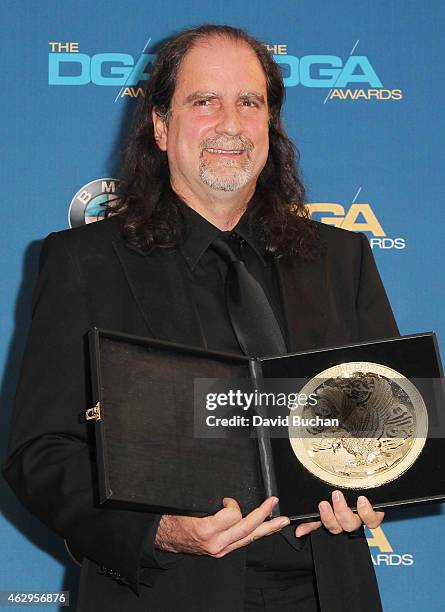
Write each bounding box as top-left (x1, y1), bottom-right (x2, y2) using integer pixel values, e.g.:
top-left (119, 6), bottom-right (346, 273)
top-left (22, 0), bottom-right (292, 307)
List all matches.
top-left (215, 104), bottom-right (242, 136)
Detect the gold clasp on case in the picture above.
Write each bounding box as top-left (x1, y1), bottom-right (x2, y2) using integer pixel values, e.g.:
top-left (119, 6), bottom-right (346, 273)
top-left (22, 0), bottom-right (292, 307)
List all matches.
top-left (85, 402), bottom-right (101, 421)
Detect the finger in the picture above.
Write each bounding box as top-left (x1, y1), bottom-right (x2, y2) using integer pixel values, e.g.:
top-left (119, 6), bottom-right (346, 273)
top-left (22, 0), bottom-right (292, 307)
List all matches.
top-left (200, 497), bottom-right (279, 552)
top-left (356, 496), bottom-right (385, 529)
top-left (295, 521), bottom-right (322, 537)
top-left (218, 496), bottom-right (282, 547)
top-left (331, 490), bottom-right (362, 533)
top-left (318, 500), bottom-right (343, 534)
top-left (213, 513), bottom-right (290, 557)
top-left (210, 497), bottom-right (243, 531)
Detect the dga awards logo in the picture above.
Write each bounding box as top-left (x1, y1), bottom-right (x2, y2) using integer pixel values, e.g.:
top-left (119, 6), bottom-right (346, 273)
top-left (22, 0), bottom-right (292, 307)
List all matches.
top-left (47, 40), bottom-right (402, 102)
top-left (48, 41), bottom-right (152, 99)
top-left (307, 191), bottom-right (406, 250)
top-left (367, 527), bottom-right (414, 566)
top-left (266, 42), bottom-right (402, 102)
top-left (68, 178), bottom-right (118, 228)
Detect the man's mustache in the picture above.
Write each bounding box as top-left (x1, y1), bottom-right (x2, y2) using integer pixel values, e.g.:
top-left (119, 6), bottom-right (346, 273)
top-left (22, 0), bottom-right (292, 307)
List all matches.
top-left (200, 136), bottom-right (254, 154)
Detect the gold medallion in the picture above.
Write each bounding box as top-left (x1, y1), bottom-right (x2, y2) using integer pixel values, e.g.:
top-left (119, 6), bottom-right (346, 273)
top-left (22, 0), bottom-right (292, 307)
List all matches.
top-left (288, 362), bottom-right (428, 489)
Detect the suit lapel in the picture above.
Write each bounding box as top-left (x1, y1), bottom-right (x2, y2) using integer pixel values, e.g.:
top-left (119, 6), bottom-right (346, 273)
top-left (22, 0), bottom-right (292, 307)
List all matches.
top-left (112, 240), bottom-right (206, 347)
top-left (274, 253), bottom-right (328, 353)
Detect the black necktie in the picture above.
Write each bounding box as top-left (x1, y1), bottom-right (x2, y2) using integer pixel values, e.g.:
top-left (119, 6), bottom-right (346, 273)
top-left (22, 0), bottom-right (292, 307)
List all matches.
top-left (212, 238), bottom-right (307, 559)
top-left (213, 236), bottom-right (305, 550)
top-left (212, 235), bottom-right (287, 357)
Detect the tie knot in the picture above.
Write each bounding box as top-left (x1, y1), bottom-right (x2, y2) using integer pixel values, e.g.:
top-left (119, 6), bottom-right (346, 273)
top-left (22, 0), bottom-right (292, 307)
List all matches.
top-left (211, 234), bottom-right (242, 264)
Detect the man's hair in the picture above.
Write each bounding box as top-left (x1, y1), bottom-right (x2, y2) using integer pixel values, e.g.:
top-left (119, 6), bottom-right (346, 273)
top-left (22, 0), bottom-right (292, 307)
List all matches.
top-left (111, 24), bottom-right (317, 257)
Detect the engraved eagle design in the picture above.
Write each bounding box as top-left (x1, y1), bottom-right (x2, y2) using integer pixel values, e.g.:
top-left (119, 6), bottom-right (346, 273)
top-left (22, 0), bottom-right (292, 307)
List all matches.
top-left (304, 374), bottom-right (414, 468)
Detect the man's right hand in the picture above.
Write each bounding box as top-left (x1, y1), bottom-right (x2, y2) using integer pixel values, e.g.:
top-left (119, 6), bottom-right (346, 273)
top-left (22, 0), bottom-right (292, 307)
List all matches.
top-left (155, 496), bottom-right (289, 558)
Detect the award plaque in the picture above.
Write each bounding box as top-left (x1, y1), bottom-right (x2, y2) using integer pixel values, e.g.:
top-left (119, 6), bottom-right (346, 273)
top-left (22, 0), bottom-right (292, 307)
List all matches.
top-left (259, 333), bottom-right (445, 519)
top-left (288, 362), bottom-right (428, 490)
top-left (88, 329), bottom-right (445, 520)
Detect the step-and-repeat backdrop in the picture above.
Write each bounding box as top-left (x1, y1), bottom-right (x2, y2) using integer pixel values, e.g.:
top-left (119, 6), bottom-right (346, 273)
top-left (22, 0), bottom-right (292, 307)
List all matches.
top-left (1, 1), bottom-right (444, 609)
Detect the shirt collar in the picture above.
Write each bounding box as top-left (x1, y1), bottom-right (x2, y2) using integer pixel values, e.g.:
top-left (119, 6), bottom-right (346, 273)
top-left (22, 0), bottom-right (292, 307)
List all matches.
top-left (180, 205), bottom-right (266, 271)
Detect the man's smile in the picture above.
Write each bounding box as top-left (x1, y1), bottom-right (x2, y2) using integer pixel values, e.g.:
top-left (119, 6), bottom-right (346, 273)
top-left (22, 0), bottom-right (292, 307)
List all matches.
top-left (203, 148), bottom-right (245, 156)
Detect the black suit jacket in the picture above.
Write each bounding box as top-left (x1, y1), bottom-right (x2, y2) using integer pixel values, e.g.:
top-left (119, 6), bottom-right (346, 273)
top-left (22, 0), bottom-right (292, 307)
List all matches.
top-left (3, 215), bottom-right (398, 611)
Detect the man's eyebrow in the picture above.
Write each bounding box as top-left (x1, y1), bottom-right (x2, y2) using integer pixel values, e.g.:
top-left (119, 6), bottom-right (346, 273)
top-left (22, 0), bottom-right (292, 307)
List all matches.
top-left (239, 92), bottom-right (266, 104)
top-left (183, 91), bottom-right (267, 105)
top-left (184, 91), bottom-right (218, 104)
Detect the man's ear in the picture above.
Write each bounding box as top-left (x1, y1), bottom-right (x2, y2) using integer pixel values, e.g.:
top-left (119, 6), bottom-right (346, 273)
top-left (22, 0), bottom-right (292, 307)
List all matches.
top-left (152, 108), bottom-right (168, 151)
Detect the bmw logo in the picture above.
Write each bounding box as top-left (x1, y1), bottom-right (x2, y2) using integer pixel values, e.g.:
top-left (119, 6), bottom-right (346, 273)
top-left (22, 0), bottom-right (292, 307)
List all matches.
top-left (68, 178), bottom-right (119, 228)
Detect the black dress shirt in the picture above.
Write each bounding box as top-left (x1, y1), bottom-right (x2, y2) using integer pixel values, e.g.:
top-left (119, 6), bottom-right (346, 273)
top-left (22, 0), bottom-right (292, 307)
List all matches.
top-left (179, 205), bottom-right (287, 355)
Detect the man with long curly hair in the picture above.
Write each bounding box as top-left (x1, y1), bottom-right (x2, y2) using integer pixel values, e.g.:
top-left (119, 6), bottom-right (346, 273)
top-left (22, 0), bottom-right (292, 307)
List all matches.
top-left (4, 25), bottom-right (398, 611)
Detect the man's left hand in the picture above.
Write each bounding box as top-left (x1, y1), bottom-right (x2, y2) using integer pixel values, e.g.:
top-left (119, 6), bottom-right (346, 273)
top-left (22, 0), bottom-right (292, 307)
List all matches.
top-left (295, 490), bottom-right (384, 537)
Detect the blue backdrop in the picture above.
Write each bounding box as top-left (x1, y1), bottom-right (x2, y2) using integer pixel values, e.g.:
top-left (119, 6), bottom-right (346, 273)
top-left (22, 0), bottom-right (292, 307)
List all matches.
top-left (1, 1), bottom-right (444, 609)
